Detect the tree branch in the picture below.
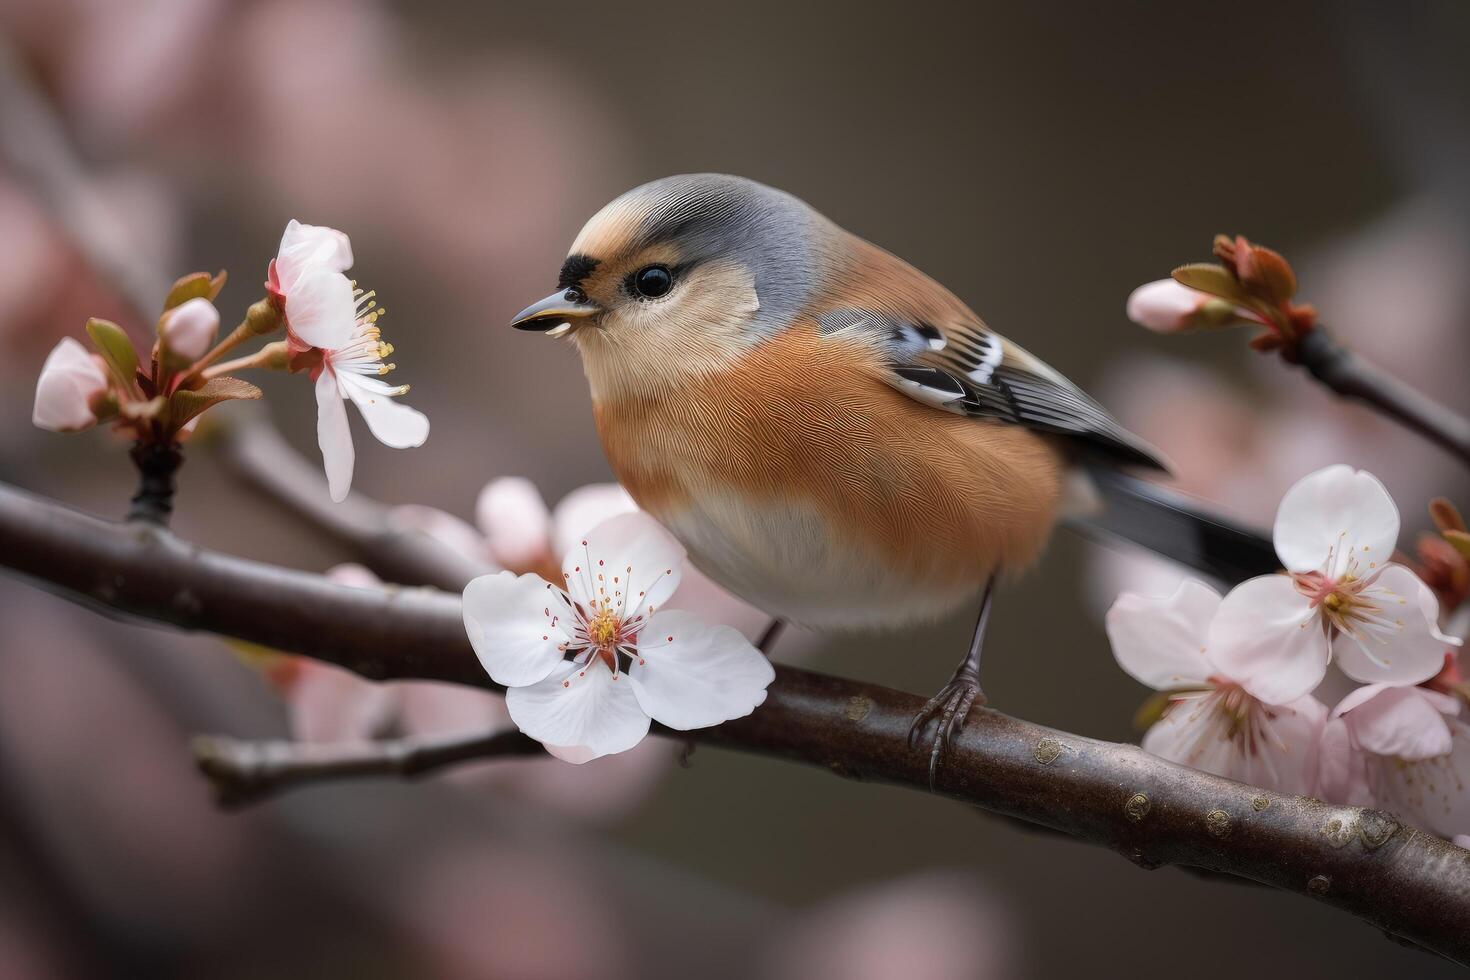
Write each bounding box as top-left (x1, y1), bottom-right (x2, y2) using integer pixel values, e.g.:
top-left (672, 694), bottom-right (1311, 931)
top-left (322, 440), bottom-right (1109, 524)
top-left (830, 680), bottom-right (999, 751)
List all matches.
top-left (0, 480), bottom-right (1466, 964)
top-left (192, 728), bottom-right (543, 808)
top-left (1295, 327), bottom-right (1470, 467)
top-left (215, 418), bottom-right (492, 591)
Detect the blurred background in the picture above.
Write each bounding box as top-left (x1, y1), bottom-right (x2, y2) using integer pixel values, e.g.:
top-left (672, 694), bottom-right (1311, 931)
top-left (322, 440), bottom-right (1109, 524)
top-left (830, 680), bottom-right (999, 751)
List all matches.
top-left (1, 1), bottom-right (1468, 977)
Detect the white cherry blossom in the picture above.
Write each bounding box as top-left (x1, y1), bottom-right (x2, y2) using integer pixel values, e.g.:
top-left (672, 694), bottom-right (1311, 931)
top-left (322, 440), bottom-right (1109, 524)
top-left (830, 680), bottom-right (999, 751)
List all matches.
top-left (1317, 683), bottom-right (1470, 843)
top-left (269, 220), bottom-right (428, 501)
top-left (1106, 579), bottom-right (1326, 795)
top-left (463, 512), bottom-right (774, 763)
top-left (1209, 466), bottom-right (1457, 704)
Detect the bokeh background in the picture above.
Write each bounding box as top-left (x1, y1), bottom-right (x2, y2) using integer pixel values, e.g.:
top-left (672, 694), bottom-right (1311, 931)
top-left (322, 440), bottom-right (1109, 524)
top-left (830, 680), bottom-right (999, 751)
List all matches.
top-left (2, 1), bottom-right (1468, 977)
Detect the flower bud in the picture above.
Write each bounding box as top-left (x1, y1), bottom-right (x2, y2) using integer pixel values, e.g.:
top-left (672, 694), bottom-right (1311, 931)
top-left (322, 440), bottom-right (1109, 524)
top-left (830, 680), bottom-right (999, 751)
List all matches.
top-left (245, 297), bottom-right (284, 337)
top-left (159, 297), bottom-right (219, 364)
top-left (477, 477), bottom-right (553, 571)
top-left (33, 337), bottom-right (111, 432)
top-left (1126, 280), bottom-right (1242, 333)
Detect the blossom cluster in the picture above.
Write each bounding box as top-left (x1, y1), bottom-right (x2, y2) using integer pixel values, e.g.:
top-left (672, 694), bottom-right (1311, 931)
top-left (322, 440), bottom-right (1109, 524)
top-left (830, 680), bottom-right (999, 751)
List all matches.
top-left (252, 475), bottom-right (773, 779)
top-left (33, 221), bottom-right (427, 502)
top-left (1106, 465), bottom-right (1467, 845)
top-left (1127, 233), bottom-right (1318, 353)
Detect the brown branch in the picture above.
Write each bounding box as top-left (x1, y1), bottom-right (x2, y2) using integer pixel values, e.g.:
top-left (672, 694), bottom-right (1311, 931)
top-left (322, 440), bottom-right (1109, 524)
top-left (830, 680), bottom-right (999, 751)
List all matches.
top-left (192, 728), bottom-right (543, 808)
top-left (215, 418), bottom-right (492, 591)
top-left (1294, 327), bottom-right (1470, 467)
top-left (0, 480), bottom-right (1466, 964)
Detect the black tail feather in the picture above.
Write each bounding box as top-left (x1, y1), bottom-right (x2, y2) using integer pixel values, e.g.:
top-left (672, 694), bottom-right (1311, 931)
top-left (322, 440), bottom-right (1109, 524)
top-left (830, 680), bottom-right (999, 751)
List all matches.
top-left (1069, 469), bottom-right (1279, 587)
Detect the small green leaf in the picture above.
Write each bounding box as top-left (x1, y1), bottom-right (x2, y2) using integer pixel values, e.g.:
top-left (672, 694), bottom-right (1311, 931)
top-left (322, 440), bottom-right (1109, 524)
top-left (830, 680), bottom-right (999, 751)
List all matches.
top-left (163, 270), bottom-right (227, 311)
top-left (85, 318), bottom-right (138, 388)
top-left (1445, 529), bottom-right (1470, 561)
top-left (1171, 263), bottom-right (1249, 306)
top-left (166, 376), bottom-right (262, 428)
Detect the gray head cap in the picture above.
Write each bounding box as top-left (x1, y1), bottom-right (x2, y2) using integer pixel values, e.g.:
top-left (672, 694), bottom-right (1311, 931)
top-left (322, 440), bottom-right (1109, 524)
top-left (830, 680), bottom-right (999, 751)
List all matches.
top-left (572, 173), bottom-right (827, 333)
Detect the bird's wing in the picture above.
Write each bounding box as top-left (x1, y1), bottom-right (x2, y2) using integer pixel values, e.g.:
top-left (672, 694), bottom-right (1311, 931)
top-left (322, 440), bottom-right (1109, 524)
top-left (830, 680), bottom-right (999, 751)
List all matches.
top-left (816, 306), bottom-right (1167, 471)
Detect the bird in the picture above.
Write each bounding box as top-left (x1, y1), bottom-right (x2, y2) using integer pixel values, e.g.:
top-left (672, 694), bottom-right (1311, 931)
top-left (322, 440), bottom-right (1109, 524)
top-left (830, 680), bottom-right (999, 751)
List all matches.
top-left (510, 173), bottom-right (1275, 779)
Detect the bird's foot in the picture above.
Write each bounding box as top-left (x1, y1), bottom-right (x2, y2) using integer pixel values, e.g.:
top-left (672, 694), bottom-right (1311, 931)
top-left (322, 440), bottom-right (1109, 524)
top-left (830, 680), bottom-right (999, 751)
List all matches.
top-left (907, 672), bottom-right (985, 789)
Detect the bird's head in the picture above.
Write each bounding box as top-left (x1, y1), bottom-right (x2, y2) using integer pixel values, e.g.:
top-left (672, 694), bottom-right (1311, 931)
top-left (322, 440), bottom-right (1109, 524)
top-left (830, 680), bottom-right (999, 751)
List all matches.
top-left (510, 174), bottom-right (827, 399)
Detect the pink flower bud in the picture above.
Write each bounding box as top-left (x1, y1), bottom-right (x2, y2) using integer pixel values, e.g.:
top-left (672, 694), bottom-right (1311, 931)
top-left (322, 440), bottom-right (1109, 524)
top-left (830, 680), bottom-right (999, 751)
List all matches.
top-left (476, 477), bottom-right (552, 571)
top-left (32, 337), bottom-right (111, 432)
top-left (159, 297), bottom-right (220, 362)
top-left (1126, 279), bottom-right (1209, 333)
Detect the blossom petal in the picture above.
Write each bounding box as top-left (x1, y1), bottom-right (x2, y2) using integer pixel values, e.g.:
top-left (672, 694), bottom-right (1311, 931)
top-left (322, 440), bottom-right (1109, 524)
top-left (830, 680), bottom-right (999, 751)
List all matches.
top-left (476, 477), bottom-right (553, 570)
top-left (1273, 465), bottom-right (1398, 576)
top-left (33, 337), bottom-right (108, 432)
top-left (462, 571), bottom-right (569, 687)
top-left (1366, 719), bottom-right (1470, 840)
top-left (315, 369), bottom-right (354, 502)
top-left (1125, 279), bottom-right (1205, 333)
top-left (506, 664), bottom-right (650, 762)
top-left (1332, 565), bottom-right (1450, 690)
top-left (628, 610), bottom-right (774, 730)
top-left (549, 483), bottom-right (637, 558)
top-left (1336, 685), bottom-right (1453, 761)
top-left (340, 374), bottom-right (429, 448)
top-left (285, 267), bottom-right (357, 349)
top-left (1141, 692), bottom-right (1325, 796)
top-left (1316, 717), bottom-right (1373, 805)
top-left (1104, 579), bottom-right (1218, 690)
top-left (276, 219), bottom-right (353, 294)
top-left (1208, 574), bottom-right (1329, 704)
top-left (561, 511), bottom-right (684, 615)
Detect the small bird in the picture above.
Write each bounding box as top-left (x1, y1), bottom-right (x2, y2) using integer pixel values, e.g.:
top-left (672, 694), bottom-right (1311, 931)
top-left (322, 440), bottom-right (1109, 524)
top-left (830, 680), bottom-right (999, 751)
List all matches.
top-left (512, 174), bottom-right (1273, 776)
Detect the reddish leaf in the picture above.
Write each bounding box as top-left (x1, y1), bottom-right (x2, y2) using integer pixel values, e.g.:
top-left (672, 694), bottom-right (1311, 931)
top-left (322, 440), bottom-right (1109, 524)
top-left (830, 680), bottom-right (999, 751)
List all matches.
top-left (166, 376), bottom-right (262, 428)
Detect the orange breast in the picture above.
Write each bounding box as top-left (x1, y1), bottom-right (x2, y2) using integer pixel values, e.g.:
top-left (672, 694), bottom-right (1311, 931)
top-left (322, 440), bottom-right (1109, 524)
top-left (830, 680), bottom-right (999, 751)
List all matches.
top-left (592, 326), bottom-right (1064, 597)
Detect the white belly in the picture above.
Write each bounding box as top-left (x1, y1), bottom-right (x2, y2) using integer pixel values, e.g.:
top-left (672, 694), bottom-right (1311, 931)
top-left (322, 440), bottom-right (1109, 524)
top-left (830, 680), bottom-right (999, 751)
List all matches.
top-left (656, 488), bottom-right (979, 630)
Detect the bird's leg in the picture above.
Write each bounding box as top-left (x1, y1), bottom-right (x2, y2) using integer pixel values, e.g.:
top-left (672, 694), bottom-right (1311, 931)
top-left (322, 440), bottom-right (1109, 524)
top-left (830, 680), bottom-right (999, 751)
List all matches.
top-left (755, 617), bottom-right (786, 657)
top-left (908, 577), bottom-right (994, 787)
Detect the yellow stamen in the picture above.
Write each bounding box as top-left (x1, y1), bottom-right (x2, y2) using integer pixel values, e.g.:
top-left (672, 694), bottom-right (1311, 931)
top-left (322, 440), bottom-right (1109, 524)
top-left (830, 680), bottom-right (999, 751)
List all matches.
top-left (588, 607), bottom-right (620, 647)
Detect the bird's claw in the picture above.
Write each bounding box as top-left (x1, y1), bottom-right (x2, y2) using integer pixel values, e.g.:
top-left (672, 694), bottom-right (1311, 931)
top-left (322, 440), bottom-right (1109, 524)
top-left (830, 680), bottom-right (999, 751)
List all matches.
top-left (907, 676), bottom-right (984, 789)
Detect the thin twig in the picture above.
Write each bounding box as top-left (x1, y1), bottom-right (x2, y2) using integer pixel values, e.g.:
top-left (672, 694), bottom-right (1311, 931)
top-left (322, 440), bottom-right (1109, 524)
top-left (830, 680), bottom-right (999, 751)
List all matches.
top-left (1294, 327), bottom-right (1470, 467)
top-left (192, 728), bottom-right (543, 808)
top-left (215, 417), bottom-right (493, 591)
top-left (0, 480), bottom-right (1465, 965)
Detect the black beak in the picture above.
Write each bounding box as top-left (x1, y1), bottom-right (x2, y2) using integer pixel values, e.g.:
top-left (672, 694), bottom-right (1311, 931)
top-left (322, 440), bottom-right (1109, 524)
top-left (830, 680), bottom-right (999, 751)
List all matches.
top-left (510, 288), bottom-right (603, 334)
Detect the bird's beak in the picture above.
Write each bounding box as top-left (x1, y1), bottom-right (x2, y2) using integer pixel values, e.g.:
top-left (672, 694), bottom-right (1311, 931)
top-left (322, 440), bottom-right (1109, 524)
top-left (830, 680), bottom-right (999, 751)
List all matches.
top-left (510, 289), bottom-right (602, 337)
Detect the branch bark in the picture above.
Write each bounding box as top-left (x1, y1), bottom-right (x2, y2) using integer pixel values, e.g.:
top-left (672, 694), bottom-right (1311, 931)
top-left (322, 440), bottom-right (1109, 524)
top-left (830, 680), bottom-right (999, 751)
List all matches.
top-left (1295, 327), bottom-right (1470, 467)
top-left (216, 418), bottom-right (492, 591)
top-left (192, 728), bottom-right (543, 808)
top-left (1, 479), bottom-right (1466, 964)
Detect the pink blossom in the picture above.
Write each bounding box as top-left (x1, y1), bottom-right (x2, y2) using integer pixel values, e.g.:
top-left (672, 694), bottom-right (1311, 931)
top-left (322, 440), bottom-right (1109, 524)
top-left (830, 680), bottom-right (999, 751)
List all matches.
top-left (463, 512), bottom-right (774, 762)
top-left (768, 873), bottom-right (1015, 980)
top-left (1107, 579), bottom-right (1326, 795)
top-left (1318, 683), bottom-right (1469, 842)
top-left (268, 220), bottom-right (428, 501)
top-left (32, 337), bottom-right (110, 432)
top-left (475, 476), bottom-right (555, 571)
top-left (158, 296), bottom-right (218, 363)
top-left (1126, 279), bottom-right (1245, 333)
top-left (1209, 465), bottom-right (1456, 704)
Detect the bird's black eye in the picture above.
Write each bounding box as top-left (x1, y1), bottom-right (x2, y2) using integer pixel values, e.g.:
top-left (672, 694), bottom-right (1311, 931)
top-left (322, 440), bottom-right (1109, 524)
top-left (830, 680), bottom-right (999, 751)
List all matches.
top-left (632, 265), bottom-right (673, 298)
